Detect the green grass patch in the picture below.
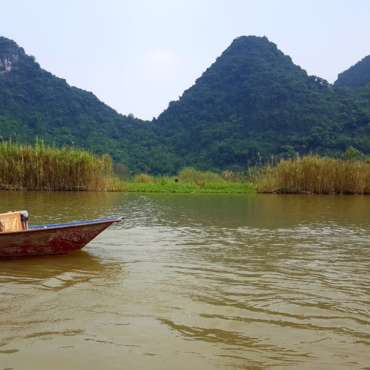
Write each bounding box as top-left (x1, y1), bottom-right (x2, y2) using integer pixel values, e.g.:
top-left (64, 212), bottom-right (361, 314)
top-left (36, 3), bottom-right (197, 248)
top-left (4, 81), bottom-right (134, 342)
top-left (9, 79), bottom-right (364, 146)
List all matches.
top-left (123, 180), bottom-right (254, 193)
top-left (114, 167), bottom-right (255, 194)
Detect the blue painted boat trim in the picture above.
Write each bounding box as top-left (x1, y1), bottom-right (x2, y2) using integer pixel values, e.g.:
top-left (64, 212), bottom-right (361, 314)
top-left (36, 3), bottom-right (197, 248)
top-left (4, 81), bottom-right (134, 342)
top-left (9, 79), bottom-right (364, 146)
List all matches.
top-left (30, 216), bottom-right (123, 231)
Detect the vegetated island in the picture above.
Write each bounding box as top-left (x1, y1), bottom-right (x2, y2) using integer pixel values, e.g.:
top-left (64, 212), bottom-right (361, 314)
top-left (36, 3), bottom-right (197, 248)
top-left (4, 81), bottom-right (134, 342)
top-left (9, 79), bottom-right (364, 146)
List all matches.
top-left (1, 141), bottom-right (369, 195)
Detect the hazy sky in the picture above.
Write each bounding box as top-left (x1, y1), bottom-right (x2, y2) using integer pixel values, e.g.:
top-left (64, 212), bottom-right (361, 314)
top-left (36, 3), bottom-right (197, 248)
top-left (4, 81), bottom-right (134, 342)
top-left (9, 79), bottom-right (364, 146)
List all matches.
top-left (1, 1), bottom-right (370, 119)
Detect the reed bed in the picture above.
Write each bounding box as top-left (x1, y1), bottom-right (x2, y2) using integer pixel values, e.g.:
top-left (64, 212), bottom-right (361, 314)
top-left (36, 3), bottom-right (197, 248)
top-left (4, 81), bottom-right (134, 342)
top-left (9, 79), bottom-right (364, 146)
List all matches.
top-left (256, 155), bottom-right (370, 194)
top-left (0, 141), bottom-right (115, 191)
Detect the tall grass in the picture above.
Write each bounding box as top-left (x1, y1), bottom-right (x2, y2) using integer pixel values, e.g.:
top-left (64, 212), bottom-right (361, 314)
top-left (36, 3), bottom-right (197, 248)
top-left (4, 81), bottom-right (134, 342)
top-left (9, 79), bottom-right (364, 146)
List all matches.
top-left (256, 155), bottom-right (370, 194)
top-left (0, 141), bottom-right (115, 191)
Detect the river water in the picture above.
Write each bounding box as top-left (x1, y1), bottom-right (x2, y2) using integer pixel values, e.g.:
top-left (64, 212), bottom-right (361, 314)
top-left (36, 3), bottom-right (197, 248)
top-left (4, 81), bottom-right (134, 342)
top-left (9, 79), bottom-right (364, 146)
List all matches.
top-left (0, 192), bottom-right (369, 370)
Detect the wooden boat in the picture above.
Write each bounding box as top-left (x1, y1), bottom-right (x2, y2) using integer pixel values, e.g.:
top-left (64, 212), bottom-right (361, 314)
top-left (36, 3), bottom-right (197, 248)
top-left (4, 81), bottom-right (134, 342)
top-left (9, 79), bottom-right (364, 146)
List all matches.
top-left (0, 211), bottom-right (122, 258)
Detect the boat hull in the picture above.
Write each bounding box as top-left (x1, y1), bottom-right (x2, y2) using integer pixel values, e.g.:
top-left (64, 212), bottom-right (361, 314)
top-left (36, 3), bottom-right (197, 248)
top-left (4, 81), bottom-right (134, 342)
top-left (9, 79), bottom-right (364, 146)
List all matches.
top-left (0, 218), bottom-right (120, 258)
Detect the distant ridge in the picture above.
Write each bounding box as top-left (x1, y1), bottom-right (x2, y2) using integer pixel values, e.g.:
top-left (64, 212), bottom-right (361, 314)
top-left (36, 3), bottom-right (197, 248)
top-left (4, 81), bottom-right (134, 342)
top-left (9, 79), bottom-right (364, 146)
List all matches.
top-left (335, 55), bottom-right (370, 88)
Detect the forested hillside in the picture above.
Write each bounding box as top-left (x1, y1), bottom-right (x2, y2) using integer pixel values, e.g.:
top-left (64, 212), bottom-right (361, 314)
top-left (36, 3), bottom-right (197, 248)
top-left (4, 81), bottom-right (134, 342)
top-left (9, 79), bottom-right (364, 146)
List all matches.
top-left (1, 35), bottom-right (370, 174)
top-left (155, 36), bottom-right (370, 170)
top-left (0, 37), bottom-right (163, 173)
top-left (335, 55), bottom-right (370, 88)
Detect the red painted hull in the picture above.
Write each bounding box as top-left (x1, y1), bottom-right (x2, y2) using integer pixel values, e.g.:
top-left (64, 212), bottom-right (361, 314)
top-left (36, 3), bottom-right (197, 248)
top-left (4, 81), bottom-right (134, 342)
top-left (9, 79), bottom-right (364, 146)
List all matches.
top-left (0, 218), bottom-right (121, 258)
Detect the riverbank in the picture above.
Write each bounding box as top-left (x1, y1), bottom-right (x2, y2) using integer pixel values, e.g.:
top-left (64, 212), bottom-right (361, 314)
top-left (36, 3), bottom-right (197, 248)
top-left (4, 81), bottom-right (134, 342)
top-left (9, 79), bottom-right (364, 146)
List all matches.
top-left (0, 143), bottom-right (254, 193)
top-left (119, 180), bottom-right (254, 193)
top-left (0, 141), bottom-right (114, 191)
top-left (1, 142), bottom-right (369, 194)
top-left (256, 155), bottom-right (370, 195)
top-left (112, 169), bottom-right (255, 193)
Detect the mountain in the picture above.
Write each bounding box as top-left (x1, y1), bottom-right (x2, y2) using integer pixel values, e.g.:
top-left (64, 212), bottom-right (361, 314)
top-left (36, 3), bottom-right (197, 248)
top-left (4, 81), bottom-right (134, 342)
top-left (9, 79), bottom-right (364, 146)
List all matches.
top-left (0, 35), bottom-right (370, 174)
top-left (335, 55), bottom-right (370, 88)
top-left (154, 36), bottom-right (370, 170)
top-left (0, 36), bottom-right (164, 173)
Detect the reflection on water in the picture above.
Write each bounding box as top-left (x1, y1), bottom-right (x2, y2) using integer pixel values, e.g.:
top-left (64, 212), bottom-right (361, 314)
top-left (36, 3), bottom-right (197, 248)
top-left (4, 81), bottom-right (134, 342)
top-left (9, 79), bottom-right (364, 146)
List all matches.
top-left (0, 192), bottom-right (369, 370)
top-left (0, 252), bottom-right (119, 288)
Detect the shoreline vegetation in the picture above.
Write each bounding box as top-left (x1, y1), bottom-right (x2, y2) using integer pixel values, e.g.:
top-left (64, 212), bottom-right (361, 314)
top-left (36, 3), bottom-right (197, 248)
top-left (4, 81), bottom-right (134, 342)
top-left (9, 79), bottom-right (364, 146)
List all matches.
top-left (0, 142), bottom-right (369, 194)
top-left (120, 169), bottom-right (254, 193)
top-left (0, 141), bottom-right (114, 191)
top-left (0, 141), bottom-right (254, 193)
top-left (256, 155), bottom-right (370, 195)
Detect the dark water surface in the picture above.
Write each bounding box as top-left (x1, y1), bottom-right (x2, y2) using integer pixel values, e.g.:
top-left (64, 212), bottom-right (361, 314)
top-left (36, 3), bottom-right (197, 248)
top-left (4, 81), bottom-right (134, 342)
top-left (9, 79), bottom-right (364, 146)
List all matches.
top-left (0, 192), bottom-right (369, 370)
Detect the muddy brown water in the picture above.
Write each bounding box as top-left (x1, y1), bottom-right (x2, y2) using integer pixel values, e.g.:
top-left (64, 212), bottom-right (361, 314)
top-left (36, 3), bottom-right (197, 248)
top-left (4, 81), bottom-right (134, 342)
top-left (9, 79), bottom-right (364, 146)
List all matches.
top-left (0, 192), bottom-right (369, 370)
